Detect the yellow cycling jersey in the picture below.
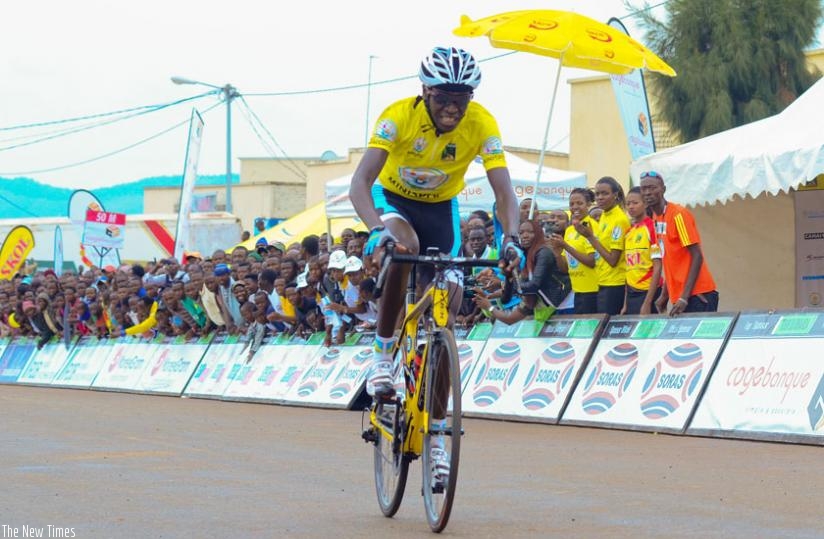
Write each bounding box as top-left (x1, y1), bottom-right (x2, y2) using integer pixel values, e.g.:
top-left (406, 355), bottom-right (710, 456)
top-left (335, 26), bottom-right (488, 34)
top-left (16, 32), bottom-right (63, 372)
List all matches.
top-left (368, 96), bottom-right (507, 203)
top-left (593, 205), bottom-right (631, 286)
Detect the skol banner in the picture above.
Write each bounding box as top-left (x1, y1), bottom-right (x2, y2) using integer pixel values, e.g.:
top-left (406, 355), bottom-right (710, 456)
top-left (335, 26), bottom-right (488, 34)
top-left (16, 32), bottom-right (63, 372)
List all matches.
top-left (563, 314), bottom-right (734, 433)
top-left (0, 225), bottom-right (34, 280)
top-left (689, 311), bottom-right (824, 444)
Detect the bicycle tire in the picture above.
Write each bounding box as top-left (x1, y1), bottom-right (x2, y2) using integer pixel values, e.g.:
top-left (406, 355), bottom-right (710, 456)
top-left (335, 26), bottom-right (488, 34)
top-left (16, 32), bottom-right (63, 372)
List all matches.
top-left (373, 396), bottom-right (409, 516)
top-left (421, 328), bottom-right (461, 532)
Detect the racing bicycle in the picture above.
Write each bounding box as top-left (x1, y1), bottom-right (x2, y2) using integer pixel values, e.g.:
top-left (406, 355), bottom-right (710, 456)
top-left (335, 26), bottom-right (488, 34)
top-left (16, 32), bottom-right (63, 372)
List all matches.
top-left (362, 243), bottom-right (498, 532)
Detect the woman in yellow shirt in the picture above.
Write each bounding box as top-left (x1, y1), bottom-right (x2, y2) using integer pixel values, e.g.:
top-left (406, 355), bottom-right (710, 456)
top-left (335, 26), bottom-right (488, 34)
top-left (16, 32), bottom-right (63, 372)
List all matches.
top-left (576, 177), bottom-right (631, 315)
top-left (549, 187), bottom-right (598, 314)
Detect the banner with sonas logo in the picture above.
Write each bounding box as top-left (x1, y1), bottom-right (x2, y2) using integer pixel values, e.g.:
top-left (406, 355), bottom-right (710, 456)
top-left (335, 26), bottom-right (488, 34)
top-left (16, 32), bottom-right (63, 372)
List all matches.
top-left (690, 311), bottom-right (824, 443)
top-left (795, 175), bottom-right (824, 307)
top-left (462, 316), bottom-right (605, 423)
top-left (563, 314), bottom-right (734, 433)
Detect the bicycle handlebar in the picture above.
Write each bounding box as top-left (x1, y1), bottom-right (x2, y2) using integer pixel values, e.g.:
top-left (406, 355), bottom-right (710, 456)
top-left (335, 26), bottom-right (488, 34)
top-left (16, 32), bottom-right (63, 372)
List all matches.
top-left (373, 242), bottom-right (501, 297)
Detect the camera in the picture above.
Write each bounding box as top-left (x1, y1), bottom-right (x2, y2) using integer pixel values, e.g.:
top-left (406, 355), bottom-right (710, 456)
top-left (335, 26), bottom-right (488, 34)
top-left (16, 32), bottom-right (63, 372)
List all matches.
top-left (542, 221), bottom-right (560, 237)
top-left (463, 276), bottom-right (478, 299)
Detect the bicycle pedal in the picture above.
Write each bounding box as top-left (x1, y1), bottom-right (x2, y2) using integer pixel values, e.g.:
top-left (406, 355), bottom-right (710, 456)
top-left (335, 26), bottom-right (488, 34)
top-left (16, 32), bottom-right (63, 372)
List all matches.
top-left (361, 428), bottom-right (379, 444)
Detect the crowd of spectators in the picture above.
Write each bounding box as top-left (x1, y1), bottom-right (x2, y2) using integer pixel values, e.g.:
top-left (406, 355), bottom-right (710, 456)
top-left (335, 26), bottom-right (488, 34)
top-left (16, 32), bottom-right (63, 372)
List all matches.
top-left (0, 176), bottom-right (716, 353)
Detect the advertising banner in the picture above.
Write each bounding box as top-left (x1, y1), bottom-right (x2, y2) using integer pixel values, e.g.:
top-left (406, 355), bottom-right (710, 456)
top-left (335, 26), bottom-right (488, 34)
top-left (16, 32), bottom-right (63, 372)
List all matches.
top-left (455, 323), bottom-right (492, 394)
top-left (183, 333), bottom-right (247, 398)
top-left (794, 175), bottom-right (824, 308)
top-left (0, 337), bottom-right (37, 383)
top-left (283, 332), bottom-right (371, 408)
top-left (259, 333), bottom-right (325, 403)
top-left (0, 337), bottom-right (9, 365)
top-left (608, 17), bottom-right (657, 161)
top-left (54, 225), bottom-right (64, 277)
top-left (562, 314), bottom-right (734, 433)
top-left (82, 210), bottom-right (126, 250)
top-left (221, 335), bottom-right (289, 402)
top-left (462, 317), bottom-right (604, 423)
top-left (67, 189), bottom-right (121, 269)
top-left (689, 311), bottom-right (824, 443)
top-left (173, 109), bottom-right (205, 262)
top-left (91, 336), bottom-right (156, 391)
top-left (52, 337), bottom-right (112, 388)
top-left (17, 338), bottom-right (76, 385)
top-left (136, 335), bottom-right (210, 395)
top-left (0, 226), bottom-right (35, 280)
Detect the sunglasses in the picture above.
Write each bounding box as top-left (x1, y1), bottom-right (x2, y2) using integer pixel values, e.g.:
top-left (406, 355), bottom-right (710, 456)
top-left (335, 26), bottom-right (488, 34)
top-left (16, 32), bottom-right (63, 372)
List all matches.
top-left (429, 89), bottom-right (473, 109)
top-left (641, 171), bottom-right (662, 179)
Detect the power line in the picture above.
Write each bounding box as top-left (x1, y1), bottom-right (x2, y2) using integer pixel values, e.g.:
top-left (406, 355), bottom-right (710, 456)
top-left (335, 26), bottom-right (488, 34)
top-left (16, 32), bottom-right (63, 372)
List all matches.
top-left (236, 96), bottom-right (307, 179)
top-left (242, 51), bottom-right (518, 97)
top-left (0, 92), bottom-right (215, 153)
top-left (0, 91), bottom-right (218, 132)
top-left (0, 102), bottom-right (222, 177)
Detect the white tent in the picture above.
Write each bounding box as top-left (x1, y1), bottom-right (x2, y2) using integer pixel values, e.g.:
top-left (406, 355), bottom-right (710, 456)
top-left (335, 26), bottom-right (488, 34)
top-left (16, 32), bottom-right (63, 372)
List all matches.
top-left (325, 151), bottom-right (586, 218)
top-left (630, 77), bottom-right (824, 206)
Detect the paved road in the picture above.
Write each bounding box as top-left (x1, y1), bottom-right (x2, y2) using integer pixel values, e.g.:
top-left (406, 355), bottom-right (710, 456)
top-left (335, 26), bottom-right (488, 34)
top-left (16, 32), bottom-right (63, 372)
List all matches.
top-left (1, 385), bottom-right (822, 538)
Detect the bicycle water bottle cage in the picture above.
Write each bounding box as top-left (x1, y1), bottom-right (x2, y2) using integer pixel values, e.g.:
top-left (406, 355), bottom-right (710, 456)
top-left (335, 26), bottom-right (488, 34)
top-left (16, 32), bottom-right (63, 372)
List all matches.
top-left (426, 247), bottom-right (439, 257)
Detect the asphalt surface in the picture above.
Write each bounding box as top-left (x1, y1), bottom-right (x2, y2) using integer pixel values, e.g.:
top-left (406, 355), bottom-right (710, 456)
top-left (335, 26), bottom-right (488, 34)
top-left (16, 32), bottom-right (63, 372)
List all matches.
top-left (2, 385), bottom-right (822, 538)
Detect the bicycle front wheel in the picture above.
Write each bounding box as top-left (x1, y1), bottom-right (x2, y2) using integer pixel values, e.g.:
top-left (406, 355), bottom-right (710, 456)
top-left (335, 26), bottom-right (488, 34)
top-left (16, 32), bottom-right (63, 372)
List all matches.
top-left (421, 328), bottom-right (462, 532)
top-left (373, 397), bottom-right (409, 517)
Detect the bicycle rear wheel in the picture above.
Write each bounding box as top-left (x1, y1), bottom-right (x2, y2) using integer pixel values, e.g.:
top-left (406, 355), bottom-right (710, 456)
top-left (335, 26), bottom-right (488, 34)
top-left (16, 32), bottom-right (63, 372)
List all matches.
top-left (421, 328), bottom-right (461, 532)
top-left (373, 397), bottom-right (408, 516)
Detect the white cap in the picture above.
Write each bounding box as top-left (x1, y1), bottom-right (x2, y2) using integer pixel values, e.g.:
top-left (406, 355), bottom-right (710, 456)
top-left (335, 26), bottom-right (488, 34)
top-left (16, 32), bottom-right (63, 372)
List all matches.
top-left (328, 249), bottom-right (347, 270)
top-left (296, 272), bottom-right (308, 289)
top-left (344, 256), bottom-right (363, 274)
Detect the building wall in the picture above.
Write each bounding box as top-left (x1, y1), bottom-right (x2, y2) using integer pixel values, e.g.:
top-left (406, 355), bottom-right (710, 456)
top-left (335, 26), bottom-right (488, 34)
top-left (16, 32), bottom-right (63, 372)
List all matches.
top-left (143, 182), bottom-right (304, 233)
top-left (569, 76), bottom-right (633, 187)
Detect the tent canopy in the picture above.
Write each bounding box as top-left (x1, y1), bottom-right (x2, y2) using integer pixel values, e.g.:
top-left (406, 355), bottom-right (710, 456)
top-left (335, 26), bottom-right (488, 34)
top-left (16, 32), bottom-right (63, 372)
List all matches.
top-left (630, 77), bottom-right (824, 207)
top-left (325, 151), bottom-right (586, 218)
top-left (231, 202), bottom-right (364, 252)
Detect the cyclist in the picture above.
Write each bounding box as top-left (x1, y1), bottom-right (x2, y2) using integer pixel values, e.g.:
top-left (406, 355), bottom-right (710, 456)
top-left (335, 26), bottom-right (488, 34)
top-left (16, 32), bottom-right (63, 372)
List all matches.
top-left (349, 46), bottom-right (520, 482)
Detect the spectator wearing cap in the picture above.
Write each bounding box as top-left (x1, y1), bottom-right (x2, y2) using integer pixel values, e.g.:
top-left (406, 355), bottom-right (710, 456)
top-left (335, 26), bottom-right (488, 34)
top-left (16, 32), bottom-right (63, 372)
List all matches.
top-left (255, 237), bottom-right (269, 255)
top-left (267, 241), bottom-right (286, 257)
top-left (338, 256), bottom-right (368, 328)
top-left (321, 249), bottom-right (348, 346)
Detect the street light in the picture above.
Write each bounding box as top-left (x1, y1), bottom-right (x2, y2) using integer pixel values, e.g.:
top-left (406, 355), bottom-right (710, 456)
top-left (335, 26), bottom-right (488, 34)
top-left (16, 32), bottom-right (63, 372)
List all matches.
top-left (170, 76), bottom-right (239, 214)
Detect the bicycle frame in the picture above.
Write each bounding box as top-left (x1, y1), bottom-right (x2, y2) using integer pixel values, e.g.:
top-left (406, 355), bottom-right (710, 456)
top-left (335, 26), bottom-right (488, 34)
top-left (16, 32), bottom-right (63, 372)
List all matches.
top-left (369, 259), bottom-right (450, 458)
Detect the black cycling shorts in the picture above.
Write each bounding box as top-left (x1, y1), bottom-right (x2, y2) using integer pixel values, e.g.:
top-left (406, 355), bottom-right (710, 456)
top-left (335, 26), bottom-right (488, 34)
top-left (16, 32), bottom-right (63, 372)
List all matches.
top-left (371, 184), bottom-right (461, 256)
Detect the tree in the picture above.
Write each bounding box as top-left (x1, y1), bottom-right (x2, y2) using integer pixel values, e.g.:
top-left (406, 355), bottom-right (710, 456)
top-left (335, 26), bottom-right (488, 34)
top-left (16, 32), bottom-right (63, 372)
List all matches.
top-left (632, 0), bottom-right (822, 142)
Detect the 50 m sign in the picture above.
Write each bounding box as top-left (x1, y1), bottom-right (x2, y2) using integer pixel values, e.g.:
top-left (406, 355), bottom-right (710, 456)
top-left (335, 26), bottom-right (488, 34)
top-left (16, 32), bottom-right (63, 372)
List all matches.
top-left (0, 226), bottom-right (35, 280)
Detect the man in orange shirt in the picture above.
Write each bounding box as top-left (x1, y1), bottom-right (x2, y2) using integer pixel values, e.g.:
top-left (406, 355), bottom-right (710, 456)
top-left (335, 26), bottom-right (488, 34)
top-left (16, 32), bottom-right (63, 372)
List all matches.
top-left (640, 171), bottom-right (719, 316)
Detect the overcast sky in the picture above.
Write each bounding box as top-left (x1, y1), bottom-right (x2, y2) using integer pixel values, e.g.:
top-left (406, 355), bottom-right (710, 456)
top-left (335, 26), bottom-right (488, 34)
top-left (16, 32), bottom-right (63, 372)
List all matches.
top-left (0, 1), bottom-right (691, 189)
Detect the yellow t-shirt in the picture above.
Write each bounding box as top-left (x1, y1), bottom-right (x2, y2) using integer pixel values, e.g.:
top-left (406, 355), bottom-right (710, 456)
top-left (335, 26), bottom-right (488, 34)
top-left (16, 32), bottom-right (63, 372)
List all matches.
top-left (593, 205), bottom-right (631, 286)
top-left (368, 97), bottom-right (507, 203)
top-left (563, 216), bottom-right (599, 293)
top-left (624, 217), bottom-right (662, 290)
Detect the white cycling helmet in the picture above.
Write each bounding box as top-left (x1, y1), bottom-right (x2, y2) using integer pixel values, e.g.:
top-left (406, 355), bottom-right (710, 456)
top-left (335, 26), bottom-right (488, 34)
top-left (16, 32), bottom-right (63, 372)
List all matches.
top-left (419, 46), bottom-right (481, 90)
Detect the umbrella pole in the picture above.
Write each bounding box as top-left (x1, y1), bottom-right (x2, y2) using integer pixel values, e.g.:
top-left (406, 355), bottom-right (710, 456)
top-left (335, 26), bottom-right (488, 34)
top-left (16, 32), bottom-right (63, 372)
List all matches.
top-left (529, 58), bottom-right (564, 220)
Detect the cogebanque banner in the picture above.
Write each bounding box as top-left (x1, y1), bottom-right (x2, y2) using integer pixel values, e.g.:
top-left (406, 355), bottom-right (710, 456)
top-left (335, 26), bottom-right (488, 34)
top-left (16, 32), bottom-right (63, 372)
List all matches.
top-left (689, 311), bottom-right (824, 443)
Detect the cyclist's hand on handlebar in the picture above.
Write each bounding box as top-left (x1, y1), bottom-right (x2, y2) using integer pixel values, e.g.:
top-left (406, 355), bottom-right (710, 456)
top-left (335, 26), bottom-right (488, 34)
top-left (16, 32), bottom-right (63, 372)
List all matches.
top-left (501, 237), bottom-right (525, 275)
top-left (364, 225), bottom-right (397, 256)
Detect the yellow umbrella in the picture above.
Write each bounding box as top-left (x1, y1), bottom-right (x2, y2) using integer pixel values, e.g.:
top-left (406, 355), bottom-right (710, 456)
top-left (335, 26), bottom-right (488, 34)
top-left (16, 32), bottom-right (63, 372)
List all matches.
top-left (454, 10), bottom-right (676, 216)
